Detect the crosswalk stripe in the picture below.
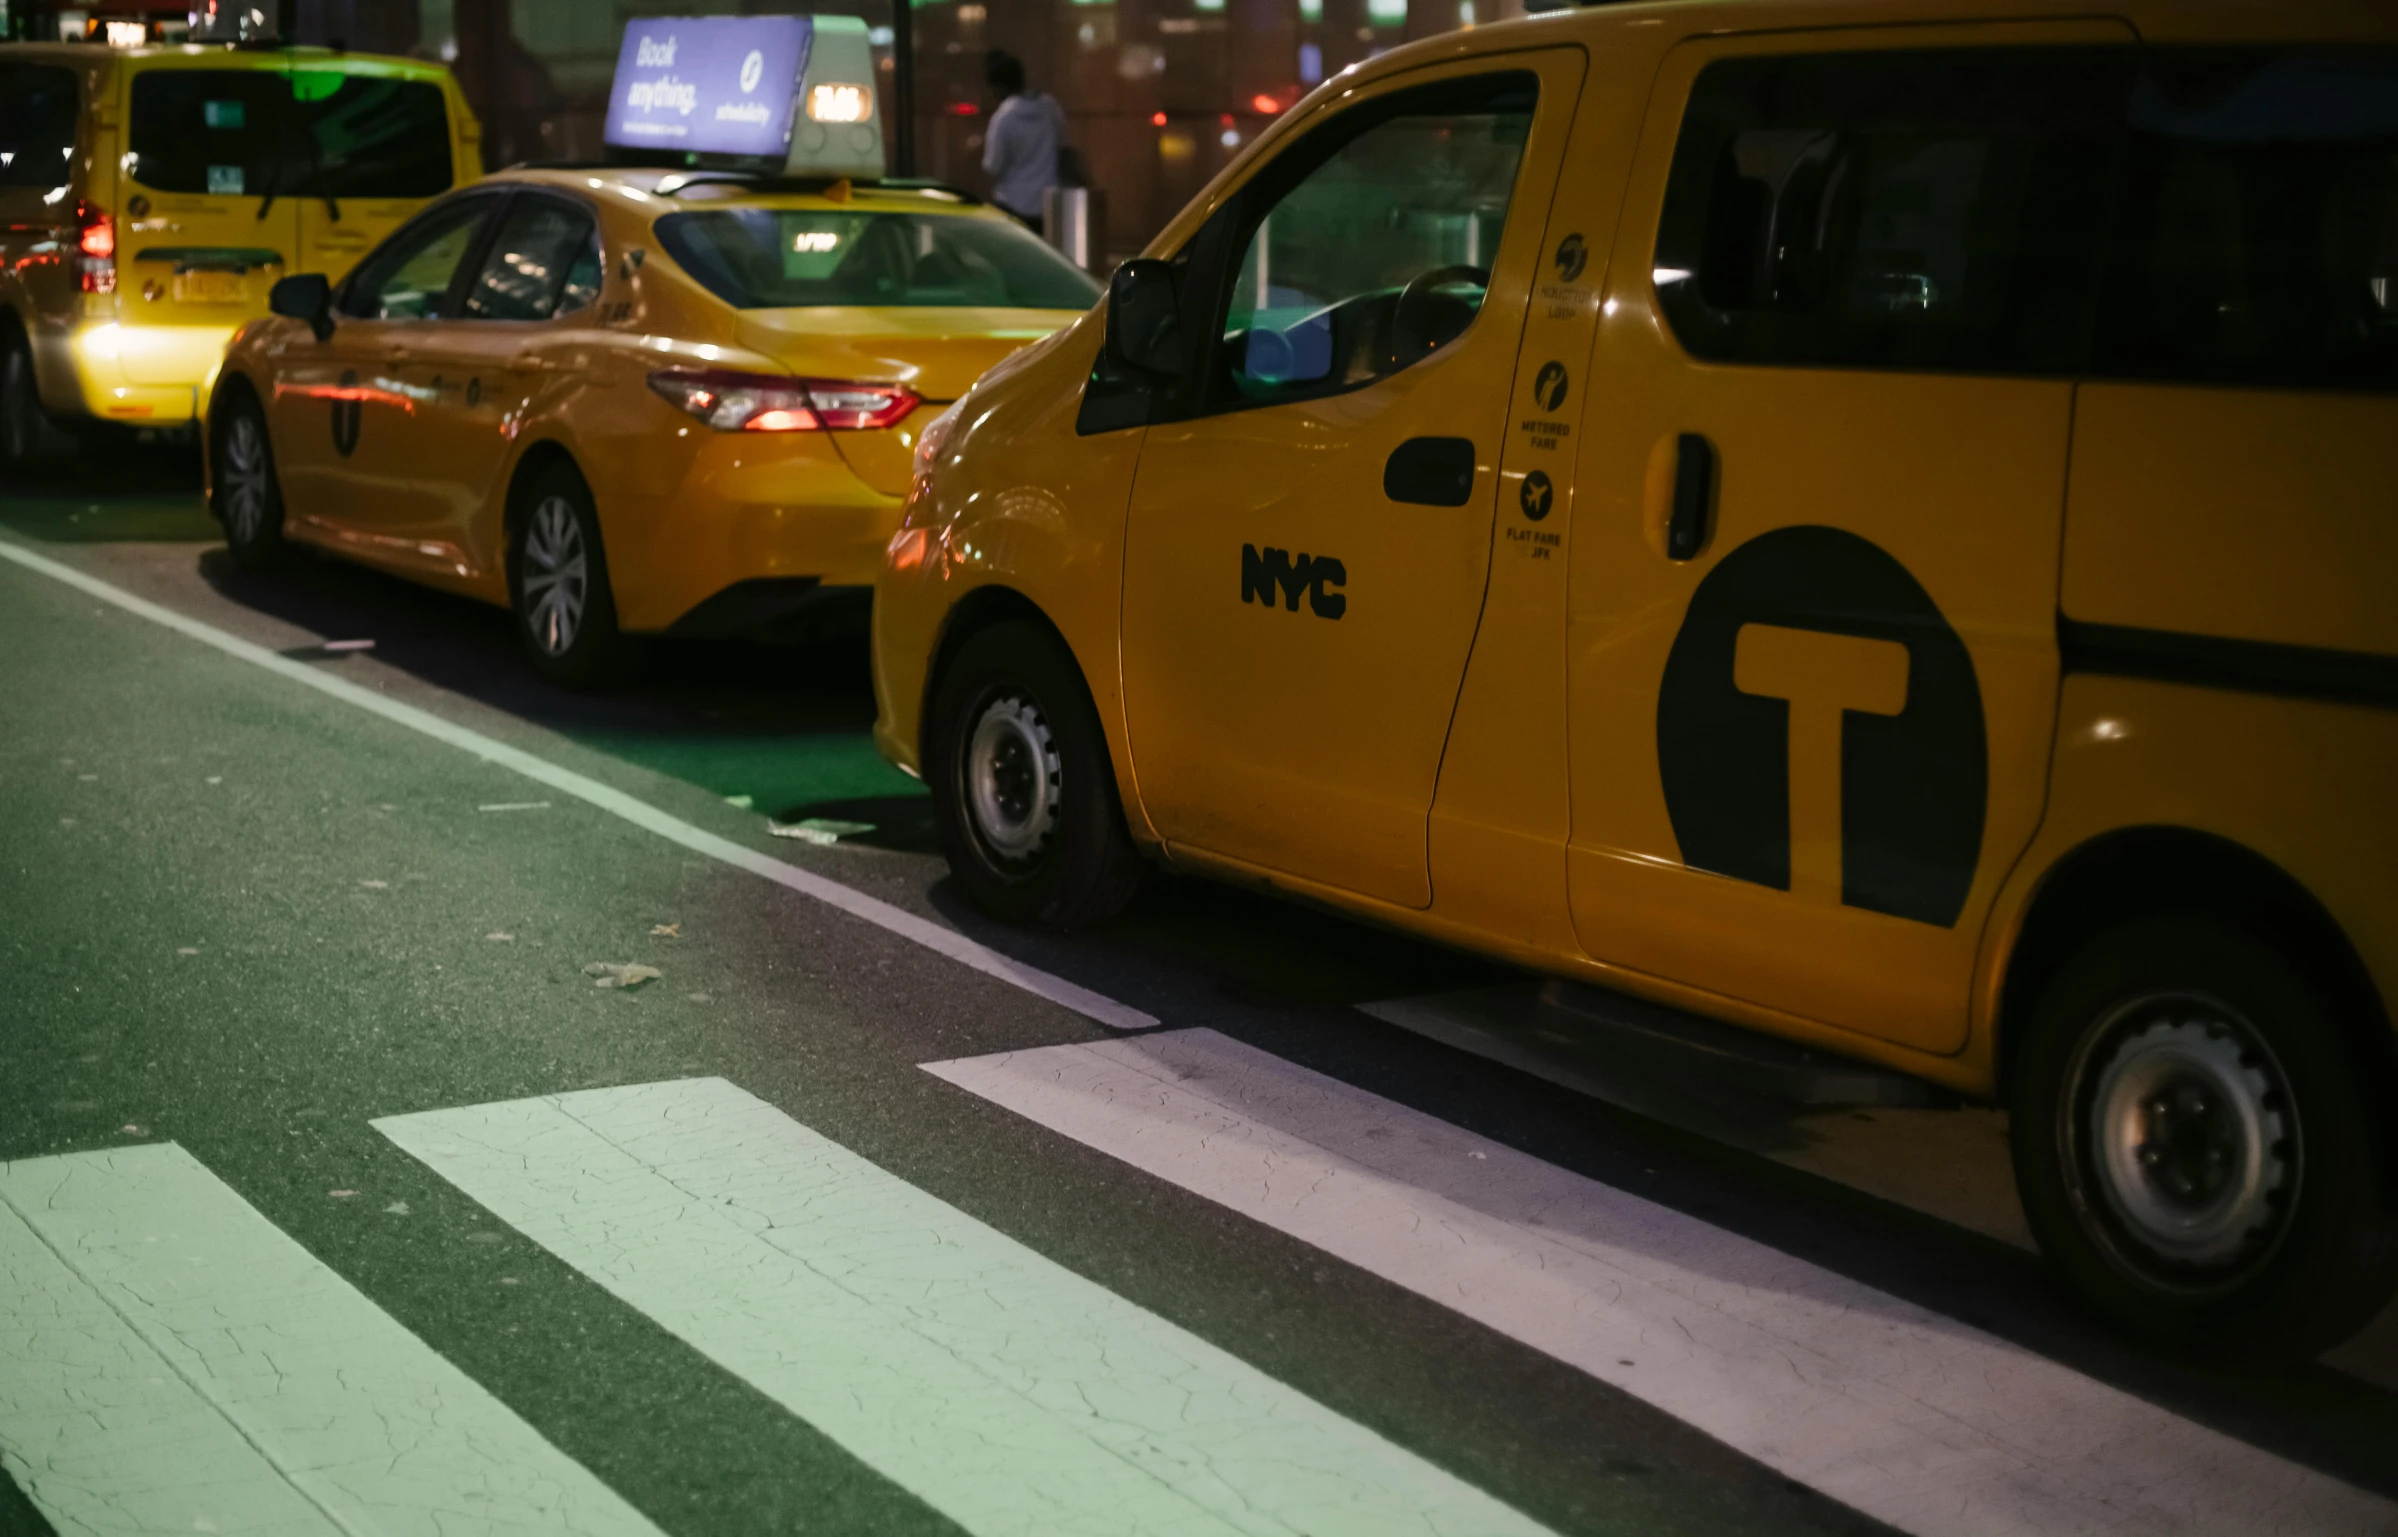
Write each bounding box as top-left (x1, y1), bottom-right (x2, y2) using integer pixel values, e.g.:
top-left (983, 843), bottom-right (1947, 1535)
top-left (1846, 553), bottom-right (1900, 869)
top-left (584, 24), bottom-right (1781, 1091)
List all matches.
top-left (920, 1028), bottom-right (2397, 1537)
top-left (376, 1077), bottom-right (1553, 1537)
top-left (0, 1144), bottom-right (661, 1537)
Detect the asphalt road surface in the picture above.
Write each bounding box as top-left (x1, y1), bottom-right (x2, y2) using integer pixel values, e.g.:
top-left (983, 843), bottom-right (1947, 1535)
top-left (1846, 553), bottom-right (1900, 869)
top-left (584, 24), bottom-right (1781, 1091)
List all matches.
top-left (4, 448), bottom-right (2396, 1537)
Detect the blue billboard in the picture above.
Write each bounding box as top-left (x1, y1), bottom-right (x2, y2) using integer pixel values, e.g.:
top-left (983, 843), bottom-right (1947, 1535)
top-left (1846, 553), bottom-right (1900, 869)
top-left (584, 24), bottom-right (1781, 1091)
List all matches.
top-left (604, 16), bottom-right (814, 160)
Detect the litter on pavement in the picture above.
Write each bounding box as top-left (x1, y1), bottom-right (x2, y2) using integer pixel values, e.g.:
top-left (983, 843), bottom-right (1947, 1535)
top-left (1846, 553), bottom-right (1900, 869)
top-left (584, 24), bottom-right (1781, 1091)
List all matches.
top-left (768, 818), bottom-right (877, 846)
top-left (584, 962), bottom-right (662, 990)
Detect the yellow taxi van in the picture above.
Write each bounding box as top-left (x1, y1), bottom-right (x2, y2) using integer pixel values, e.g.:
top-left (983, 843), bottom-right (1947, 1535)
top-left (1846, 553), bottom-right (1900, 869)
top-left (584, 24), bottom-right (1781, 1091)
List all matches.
top-left (0, 38), bottom-right (477, 460)
top-left (873, 0), bottom-right (2398, 1350)
top-left (207, 16), bottom-right (1099, 682)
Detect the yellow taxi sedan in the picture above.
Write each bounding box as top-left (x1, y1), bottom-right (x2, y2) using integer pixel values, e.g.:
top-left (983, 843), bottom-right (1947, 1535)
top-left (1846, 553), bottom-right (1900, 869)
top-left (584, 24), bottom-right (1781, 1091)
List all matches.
top-left (204, 168), bottom-right (1099, 681)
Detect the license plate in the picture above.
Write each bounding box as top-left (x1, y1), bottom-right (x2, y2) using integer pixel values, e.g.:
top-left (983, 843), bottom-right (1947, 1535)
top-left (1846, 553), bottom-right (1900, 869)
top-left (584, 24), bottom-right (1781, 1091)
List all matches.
top-left (175, 270), bottom-right (245, 305)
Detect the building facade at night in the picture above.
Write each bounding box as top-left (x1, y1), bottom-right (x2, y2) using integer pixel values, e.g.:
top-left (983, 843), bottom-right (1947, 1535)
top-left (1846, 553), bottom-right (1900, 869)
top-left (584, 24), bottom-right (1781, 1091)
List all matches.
top-left (2, 0), bottom-right (1534, 262)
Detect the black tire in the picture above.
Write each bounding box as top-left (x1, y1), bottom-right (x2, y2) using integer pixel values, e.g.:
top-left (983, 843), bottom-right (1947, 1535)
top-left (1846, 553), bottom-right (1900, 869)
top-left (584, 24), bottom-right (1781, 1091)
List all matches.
top-left (1, 329), bottom-right (77, 466)
top-left (210, 388), bottom-right (288, 571)
top-left (927, 619), bottom-right (1147, 929)
top-left (508, 461), bottom-right (623, 687)
top-left (2010, 916), bottom-right (2398, 1355)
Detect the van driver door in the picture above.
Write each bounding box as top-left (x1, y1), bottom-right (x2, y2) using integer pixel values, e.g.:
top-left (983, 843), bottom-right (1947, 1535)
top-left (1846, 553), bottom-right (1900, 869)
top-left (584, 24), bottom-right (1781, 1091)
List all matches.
top-left (1118, 51), bottom-right (1584, 910)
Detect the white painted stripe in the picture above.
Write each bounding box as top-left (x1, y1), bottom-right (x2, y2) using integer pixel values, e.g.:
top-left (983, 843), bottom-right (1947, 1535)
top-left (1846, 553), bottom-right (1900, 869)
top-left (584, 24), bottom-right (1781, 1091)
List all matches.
top-left (920, 1029), bottom-right (2397, 1537)
top-left (376, 1078), bottom-right (1552, 1537)
top-left (0, 537), bottom-right (1151, 1033)
top-left (0, 1143), bottom-right (659, 1537)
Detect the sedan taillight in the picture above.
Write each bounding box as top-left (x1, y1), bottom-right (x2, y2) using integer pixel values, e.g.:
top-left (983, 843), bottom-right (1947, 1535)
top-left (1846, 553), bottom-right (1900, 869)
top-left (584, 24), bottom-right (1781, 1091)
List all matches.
top-left (647, 368), bottom-right (920, 433)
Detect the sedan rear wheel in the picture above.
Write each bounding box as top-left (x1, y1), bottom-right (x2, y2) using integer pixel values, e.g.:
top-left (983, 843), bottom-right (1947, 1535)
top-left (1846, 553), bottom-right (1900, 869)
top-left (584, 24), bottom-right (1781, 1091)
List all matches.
top-left (509, 466), bottom-right (622, 686)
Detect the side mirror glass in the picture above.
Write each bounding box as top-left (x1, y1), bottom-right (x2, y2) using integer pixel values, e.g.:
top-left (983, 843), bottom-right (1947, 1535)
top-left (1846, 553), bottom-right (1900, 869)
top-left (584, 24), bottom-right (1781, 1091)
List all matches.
top-left (270, 273), bottom-right (335, 342)
top-left (1106, 258), bottom-right (1185, 377)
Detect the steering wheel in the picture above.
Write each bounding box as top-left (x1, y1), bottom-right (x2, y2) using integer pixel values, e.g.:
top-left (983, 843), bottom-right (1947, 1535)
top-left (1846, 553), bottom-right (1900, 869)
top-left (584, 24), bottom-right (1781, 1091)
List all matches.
top-left (1385, 264), bottom-right (1492, 371)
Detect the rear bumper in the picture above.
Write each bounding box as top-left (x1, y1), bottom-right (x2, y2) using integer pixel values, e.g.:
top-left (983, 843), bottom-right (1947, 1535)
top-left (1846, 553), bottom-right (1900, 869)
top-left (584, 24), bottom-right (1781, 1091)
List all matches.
top-left (33, 319), bottom-right (234, 424)
top-left (605, 433), bottom-right (904, 634)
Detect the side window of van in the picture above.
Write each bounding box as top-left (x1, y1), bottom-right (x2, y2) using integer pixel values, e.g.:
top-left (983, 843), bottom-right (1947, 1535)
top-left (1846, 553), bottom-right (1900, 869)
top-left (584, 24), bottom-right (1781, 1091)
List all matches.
top-left (0, 65), bottom-right (79, 192)
top-left (461, 198), bottom-right (602, 322)
top-left (1654, 48), bottom-right (2127, 374)
top-left (1212, 72), bottom-right (1535, 407)
top-left (292, 73), bottom-right (453, 200)
top-left (128, 71), bottom-right (295, 198)
top-left (2093, 49), bottom-right (2398, 393)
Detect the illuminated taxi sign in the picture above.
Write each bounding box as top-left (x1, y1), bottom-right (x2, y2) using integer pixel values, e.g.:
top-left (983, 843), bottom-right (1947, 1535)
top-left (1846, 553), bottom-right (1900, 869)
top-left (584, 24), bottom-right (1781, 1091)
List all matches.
top-left (807, 83), bottom-right (875, 125)
top-left (605, 16), bottom-right (812, 161)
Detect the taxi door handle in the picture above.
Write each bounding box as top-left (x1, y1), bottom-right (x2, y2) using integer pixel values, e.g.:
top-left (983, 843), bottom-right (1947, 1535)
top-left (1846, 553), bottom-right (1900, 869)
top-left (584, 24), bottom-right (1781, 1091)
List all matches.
top-left (1383, 436), bottom-right (1476, 507)
top-left (1667, 433), bottom-right (1715, 561)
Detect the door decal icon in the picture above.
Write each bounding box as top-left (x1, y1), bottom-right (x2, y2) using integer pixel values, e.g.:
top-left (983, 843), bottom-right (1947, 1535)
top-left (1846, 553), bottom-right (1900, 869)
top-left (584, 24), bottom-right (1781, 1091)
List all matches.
top-left (1655, 525), bottom-right (1986, 927)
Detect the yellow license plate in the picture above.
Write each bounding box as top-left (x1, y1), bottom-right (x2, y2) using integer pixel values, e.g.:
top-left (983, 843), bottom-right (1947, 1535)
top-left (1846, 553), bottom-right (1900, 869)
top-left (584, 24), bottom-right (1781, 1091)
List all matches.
top-left (174, 270), bottom-right (245, 304)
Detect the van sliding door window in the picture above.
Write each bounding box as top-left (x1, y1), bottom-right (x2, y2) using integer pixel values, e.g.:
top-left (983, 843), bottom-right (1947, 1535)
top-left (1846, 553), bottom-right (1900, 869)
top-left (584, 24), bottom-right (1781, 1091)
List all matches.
top-left (128, 71), bottom-right (295, 198)
top-left (1653, 48), bottom-right (2128, 374)
top-left (290, 73), bottom-right (453, 200)
top-left (2093, 50), bottom-right (2398, 393)
top-left (0, 65), bottom-right (79, 193)
top-left (1211, 72), bottom-right (1536, 409)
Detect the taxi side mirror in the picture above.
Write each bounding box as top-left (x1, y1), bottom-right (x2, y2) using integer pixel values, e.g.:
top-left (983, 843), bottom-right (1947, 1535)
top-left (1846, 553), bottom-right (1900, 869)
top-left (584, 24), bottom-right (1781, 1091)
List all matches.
top-left (1106, 259), bottom-right (1185, 377)
top-left (270, 274), bottom-right (335, 343)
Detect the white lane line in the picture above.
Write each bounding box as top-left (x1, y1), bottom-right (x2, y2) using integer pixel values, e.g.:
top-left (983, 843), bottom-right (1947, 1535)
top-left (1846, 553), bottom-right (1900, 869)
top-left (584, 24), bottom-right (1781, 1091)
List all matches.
top-left (0, 1143), bottom-right (659, 1537)
top-left (376, 1078), bottom-right (1552, 1537)
top-left (0, 537), bottom-right (1151, 1033)
top-left (920, 1029), bottom-right (2397, 1537)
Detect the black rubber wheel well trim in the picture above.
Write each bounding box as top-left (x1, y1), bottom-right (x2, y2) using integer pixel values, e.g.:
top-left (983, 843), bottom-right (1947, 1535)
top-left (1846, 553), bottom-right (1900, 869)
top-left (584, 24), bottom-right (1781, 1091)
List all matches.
top-left (1995, 826), bottom-right (2396, 1177)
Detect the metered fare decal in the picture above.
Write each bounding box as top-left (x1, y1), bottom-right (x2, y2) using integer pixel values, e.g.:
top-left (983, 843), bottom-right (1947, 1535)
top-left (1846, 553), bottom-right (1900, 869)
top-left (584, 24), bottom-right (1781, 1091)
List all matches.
top-left (1656, 526), bottom-right (1987, 928)
top-left (1241, 544), bottom-right (1347, 620)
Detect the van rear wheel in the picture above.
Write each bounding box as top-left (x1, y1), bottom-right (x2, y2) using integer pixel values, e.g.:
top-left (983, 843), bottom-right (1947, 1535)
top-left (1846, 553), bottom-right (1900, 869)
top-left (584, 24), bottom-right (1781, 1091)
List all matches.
top-left (2010, 917), bottom-right (2398, 1355)
top-left (927, 619), bottom-right (1146, 930)
top-left (1, 332), bottom-right (76, 465)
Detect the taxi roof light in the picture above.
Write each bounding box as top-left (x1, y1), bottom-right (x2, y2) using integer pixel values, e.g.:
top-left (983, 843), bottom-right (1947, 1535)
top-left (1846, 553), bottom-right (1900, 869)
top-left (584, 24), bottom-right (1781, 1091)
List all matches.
top-left (648, 367), bottom-right (918, 433)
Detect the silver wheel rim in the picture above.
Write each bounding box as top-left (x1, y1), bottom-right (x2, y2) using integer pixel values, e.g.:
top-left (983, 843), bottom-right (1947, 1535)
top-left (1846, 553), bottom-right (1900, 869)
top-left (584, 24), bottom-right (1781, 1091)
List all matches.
top-left (222, 414), bottom-right (270, 544)
top-left (965, 693), bottom-right (1060, 864)
top-left (520, 495), bottom-right (588, 658)
top-left (2085, 994), bottom-right (2296, 1274)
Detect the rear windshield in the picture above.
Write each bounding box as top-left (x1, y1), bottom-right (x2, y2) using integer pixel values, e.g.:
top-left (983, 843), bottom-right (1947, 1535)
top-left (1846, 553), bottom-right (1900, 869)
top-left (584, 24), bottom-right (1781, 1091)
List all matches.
top-left (655, 208), bottom-right (1102, 310)
top-left (128, 69), bottom-right (451, 200)
top-left (0, 63), bottom-right (79, 191)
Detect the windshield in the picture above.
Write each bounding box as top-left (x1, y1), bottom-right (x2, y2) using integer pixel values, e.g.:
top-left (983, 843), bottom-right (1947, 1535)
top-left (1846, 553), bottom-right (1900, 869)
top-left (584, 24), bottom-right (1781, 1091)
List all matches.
top-left (655, 208), bottom-right (1103, 310)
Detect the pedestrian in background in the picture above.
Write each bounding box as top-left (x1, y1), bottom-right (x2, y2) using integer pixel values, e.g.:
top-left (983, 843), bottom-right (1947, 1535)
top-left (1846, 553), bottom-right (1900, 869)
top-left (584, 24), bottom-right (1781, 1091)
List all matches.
top-left (982, 50), bottom-right (1072, 229)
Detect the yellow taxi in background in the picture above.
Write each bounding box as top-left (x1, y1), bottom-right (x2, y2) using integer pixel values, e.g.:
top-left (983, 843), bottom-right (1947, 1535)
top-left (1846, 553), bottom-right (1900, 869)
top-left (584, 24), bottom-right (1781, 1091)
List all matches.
top-left (0, 40), bottom-right (477, 461)
top-left (874, 0), bottom-right (2398, 1352)
top-left (206, 169), bottom-right (1099, 681)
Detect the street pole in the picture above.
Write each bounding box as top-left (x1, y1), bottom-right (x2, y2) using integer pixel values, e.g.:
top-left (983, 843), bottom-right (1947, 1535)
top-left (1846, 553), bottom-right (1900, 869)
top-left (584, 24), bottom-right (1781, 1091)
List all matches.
top-left (890, 0), bottom-right (915, 178)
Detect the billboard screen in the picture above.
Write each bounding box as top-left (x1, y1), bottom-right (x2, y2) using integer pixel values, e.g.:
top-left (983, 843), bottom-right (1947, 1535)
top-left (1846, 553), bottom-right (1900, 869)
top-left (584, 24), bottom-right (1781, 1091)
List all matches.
top-left (604, 16), bottom-right (813, 160)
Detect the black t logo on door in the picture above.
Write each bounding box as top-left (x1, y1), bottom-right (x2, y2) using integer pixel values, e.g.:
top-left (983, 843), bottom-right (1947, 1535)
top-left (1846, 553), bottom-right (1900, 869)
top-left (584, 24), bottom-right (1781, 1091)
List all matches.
top-left (1655, 526), bottom-right (1987, 927)
top-left (1532, 362), bottom-right (1568, 413)
top-left (331, 369), bottom-right (362, 459)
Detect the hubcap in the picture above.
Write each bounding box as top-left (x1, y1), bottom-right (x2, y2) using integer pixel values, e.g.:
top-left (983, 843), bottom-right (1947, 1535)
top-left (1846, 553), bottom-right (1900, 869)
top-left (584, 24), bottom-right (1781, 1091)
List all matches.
top-left (2084, 996), bottom-right (2296, 1276)
top-left (222, 415), bottom-right (270, 543)
top-left (520, 495), bottom-right (588, 657)
top-left (965, 693), bottom-right (1060, 864)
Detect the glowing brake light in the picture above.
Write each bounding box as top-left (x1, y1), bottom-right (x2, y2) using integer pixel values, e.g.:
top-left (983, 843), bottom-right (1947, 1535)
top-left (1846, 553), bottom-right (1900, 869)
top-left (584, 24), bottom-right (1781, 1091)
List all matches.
top-left (647, 368), bottom-right (920, 432)
top-left (74, 200), bottom-right (116, 294)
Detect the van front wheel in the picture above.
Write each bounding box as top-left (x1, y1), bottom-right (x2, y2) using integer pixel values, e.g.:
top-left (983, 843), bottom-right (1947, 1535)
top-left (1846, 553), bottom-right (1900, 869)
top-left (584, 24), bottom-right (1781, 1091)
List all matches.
top-left (2010, 918), bottom-right (2398, 1355)
top-left (927, 619), bottom-right (1145, 930)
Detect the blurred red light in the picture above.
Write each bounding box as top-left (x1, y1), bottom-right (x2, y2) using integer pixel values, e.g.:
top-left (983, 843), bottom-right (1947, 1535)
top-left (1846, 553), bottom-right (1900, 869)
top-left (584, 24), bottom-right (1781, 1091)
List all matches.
top-left (1219, 112), bottom-right (1235, 127)
top-left (1150, 111), bottom-right (1167, 128)
top-left (948, 101), bottom-right (979, 116)
top-left (1251, 94), bottom-right (1281, 114)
